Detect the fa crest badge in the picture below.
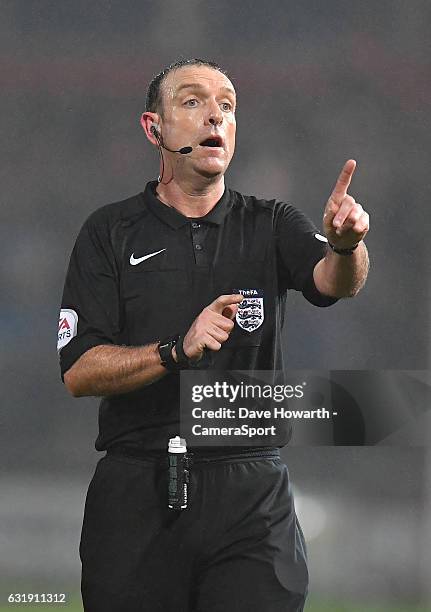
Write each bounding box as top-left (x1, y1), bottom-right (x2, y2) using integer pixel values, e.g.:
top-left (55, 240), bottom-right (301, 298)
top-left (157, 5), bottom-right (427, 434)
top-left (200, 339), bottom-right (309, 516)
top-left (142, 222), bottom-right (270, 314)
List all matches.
top-left (235, 289), bottom-right (264, 333)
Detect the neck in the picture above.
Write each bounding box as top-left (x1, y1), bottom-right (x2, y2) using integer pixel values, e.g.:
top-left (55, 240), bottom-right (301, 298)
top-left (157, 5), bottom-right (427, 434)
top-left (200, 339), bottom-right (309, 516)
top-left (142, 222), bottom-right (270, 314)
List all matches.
top-left (155, 176), bottom-right (225, 218)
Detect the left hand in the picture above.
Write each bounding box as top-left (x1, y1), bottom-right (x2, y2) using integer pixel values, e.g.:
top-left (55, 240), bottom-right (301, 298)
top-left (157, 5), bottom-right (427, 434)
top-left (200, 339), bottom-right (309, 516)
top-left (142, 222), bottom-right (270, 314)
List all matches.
top-left (323, 159), bottom-right (369, 249)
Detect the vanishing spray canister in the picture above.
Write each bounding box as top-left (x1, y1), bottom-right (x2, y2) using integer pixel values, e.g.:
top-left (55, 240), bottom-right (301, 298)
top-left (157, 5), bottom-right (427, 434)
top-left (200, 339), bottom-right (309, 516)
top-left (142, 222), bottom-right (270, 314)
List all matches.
top-left (167, 436), bottom-right (191, 510)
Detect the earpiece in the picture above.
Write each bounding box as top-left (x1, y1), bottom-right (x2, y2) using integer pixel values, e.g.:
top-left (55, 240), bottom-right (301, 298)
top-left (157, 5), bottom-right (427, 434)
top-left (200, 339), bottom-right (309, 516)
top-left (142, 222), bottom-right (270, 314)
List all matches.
top-left (151, 123), bottom-right (160, 137)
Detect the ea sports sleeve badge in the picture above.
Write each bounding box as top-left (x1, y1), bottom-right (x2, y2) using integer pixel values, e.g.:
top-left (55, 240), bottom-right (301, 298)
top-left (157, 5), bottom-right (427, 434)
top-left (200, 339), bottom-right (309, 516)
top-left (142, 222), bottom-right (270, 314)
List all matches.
top-left (57, 309), bottom-right (78, 352)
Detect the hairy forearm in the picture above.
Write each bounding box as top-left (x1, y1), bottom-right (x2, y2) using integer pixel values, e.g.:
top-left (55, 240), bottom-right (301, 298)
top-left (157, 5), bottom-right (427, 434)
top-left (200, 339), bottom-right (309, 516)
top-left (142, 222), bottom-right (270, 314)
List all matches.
top-left (313, 242), bottom-right (369, 298)
top-left (63, 343), bottom-right (168, 397)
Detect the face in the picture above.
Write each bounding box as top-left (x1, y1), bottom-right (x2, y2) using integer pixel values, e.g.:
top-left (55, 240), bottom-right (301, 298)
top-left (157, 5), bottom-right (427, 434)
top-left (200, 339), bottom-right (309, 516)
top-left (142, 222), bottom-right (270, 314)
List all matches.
top-left (153, 65), bottom-right (237, 179)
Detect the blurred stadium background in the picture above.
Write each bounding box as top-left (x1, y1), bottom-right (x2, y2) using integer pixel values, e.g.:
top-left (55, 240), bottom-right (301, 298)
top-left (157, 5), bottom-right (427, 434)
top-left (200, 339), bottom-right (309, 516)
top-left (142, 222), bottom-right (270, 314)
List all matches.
top-left (1, 1), bottom-right (430, 609)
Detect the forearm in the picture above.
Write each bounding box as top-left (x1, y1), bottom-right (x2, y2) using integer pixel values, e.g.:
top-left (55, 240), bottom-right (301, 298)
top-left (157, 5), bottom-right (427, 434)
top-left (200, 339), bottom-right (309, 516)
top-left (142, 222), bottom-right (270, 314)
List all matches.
top-left (313, 241), bottom-right (369, 298)
top-left (64, 343), bottom-right (168, 397)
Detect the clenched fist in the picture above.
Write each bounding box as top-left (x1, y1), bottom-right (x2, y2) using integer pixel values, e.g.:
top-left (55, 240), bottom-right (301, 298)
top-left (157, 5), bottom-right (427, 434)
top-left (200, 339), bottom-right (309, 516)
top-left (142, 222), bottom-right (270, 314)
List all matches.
top-left (182, 294), bottom-right (244, 360)
top-left (323, 159), bottom-right (369, 250)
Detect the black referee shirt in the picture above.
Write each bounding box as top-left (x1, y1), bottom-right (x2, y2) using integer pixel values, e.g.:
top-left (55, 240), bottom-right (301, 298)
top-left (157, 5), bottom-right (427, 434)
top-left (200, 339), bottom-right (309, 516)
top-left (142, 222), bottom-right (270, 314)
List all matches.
top-left (58, 180), bottom-right (337, 451)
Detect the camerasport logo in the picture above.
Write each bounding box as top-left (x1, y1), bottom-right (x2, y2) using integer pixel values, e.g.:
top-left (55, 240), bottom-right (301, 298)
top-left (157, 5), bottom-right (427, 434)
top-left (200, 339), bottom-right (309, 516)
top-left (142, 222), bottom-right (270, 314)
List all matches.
top-left (235, 289), bottom-right (264, 333)
top-left (57, 309), bottom-right (78, 352)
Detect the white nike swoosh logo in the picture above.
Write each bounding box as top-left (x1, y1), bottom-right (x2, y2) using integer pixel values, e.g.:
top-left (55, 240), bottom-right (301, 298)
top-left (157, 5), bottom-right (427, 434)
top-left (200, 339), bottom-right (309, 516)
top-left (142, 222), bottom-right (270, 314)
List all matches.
top-left (130, 248), bottom-right (166, 265)
top-left (314, 233), bottom-right (328, 243)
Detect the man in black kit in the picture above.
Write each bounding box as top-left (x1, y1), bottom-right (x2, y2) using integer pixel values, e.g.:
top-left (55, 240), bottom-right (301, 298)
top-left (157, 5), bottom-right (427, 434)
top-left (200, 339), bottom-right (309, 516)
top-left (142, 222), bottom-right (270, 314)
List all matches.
top-left (58, 59), bottom-right (369, 611)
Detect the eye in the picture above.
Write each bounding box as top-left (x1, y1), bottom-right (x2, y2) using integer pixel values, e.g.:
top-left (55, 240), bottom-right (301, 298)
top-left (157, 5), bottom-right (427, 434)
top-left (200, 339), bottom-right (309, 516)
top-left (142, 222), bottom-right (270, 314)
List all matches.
top-left (184, 98), bottom-right (198, 107)
top-left (221, 102), bottom-right (232, 112)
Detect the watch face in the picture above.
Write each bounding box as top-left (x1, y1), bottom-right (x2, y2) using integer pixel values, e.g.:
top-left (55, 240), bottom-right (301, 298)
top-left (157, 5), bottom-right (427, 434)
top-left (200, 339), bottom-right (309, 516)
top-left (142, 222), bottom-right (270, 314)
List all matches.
top-left (159, 336), bottom-right (179, 369)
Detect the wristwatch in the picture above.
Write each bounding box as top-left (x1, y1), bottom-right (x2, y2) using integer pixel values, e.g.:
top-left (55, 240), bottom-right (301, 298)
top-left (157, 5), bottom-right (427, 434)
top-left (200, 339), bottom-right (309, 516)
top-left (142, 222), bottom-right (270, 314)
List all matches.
top-left (158, 334), bottom-right (211, 371)
top-left (175, 335), bottom-right (211, 369)
top-left (327, 241), bottom-right (360, 256)
top-left (158, 334), bottom-right (181, 371)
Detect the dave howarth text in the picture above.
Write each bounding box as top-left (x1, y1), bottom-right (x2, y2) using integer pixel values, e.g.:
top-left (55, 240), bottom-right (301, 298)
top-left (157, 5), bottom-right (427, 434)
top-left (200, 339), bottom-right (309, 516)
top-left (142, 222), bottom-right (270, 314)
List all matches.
top-left (191, 407), bottom-right (330, 420)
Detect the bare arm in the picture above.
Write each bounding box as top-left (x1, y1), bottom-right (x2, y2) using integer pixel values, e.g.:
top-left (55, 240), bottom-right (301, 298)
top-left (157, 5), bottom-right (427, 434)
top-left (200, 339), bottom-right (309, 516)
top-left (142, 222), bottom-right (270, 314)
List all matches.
top-left (63, 294), bottom-right (243, 398)
top-left (64, 343), bottom-right (166, 397)
top-left (313, 241), bottom-right (369, 298)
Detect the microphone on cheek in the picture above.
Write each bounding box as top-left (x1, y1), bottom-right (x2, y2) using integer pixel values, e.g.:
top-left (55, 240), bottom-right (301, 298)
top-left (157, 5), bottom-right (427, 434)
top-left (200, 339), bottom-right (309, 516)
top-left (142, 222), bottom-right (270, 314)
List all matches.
top-left (151, 126), bottom-right (193, 155)
top-left (177, 146), bottom-right (193, 155)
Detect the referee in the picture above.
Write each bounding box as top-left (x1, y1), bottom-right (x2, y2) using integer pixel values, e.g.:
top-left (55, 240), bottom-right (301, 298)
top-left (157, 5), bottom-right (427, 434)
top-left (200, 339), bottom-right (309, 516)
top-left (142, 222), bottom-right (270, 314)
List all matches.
top-left (58, 59), bottom-right (369, 612)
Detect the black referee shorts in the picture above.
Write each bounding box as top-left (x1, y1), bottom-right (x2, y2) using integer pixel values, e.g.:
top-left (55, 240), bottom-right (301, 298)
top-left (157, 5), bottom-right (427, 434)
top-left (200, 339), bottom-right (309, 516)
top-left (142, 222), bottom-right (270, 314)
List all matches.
top-left (79, 449), bottom-right (309, 612)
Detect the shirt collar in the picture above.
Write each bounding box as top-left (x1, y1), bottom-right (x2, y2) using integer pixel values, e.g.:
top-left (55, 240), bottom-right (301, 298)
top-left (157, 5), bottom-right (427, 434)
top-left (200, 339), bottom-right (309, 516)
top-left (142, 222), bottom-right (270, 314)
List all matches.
top-left (142, 180), bottom-right (232, 229)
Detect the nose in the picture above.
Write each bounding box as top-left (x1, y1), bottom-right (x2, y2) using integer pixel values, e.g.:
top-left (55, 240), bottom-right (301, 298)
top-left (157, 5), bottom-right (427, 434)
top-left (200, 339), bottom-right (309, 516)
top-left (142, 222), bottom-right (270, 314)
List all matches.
top-left (206, 99), bottom-right (223, 127)
top-left (209, 114), bottom-right (222, 126)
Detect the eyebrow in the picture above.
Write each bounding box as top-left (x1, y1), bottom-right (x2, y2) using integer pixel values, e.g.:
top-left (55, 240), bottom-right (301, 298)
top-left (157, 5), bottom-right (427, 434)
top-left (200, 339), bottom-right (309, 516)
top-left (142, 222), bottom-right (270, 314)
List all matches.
top-left (174, 82), bottom-right (236, 98)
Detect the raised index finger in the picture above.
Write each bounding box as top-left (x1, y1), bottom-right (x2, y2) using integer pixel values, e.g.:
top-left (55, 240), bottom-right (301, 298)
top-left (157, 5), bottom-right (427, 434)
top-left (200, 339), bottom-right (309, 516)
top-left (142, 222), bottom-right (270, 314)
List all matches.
top-left (330, 159), bottom-right (357, 203)
top-left (208, 294), bottom-right (244, 314)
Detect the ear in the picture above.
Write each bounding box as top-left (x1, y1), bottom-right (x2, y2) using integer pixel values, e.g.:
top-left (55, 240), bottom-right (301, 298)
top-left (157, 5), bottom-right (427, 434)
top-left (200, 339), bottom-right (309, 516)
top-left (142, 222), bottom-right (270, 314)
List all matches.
top-left (141, 112), bottom-right (160, 146)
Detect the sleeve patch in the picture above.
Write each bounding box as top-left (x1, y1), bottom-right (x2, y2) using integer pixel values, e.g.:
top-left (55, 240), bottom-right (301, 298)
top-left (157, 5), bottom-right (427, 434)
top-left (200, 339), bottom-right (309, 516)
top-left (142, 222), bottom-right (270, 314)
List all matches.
top-left (57, 309), bottom-right (78, 352)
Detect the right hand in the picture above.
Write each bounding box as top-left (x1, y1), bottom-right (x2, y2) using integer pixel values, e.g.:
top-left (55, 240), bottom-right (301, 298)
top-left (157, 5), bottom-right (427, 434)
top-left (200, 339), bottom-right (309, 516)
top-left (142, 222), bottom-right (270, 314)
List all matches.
top-left (181, 294), bottom-right (243, 360)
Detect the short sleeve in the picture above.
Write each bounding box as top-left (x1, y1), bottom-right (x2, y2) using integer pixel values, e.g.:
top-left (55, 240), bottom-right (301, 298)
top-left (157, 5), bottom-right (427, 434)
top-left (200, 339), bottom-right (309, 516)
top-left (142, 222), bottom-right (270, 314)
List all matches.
top-left (274, 202), bottom-right (338, 307)
top-left (57, 211), bottom-right (121, 381)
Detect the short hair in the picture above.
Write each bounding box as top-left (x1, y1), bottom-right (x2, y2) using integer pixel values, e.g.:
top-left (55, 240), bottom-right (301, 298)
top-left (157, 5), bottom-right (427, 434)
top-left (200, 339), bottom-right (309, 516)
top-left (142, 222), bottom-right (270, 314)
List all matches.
top-left (145, 58), bottom-right (231, 117)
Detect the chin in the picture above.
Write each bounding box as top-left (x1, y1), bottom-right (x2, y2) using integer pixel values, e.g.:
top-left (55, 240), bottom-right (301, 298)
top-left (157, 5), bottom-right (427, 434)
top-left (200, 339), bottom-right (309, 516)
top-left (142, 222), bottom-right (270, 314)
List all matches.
top-left (196, 168), bottom-right (224, 180)
top-left (194, 160), bottom-right (228, 180)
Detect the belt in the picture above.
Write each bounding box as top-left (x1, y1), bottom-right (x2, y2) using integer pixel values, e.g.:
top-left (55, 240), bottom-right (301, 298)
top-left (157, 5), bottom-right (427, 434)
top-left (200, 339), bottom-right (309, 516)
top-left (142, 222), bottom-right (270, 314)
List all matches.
top-left (106, 445), bottom-right (280, 464)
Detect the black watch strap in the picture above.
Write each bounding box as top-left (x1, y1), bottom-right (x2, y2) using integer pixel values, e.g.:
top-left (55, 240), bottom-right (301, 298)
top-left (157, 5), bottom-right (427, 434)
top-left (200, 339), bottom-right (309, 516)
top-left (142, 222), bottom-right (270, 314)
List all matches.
top-left (158, 334), bottom-right (181, 371)
top-left (327, 241), bottom-right (360, 256)
top-left (175, 335), bottom-right (211, 370)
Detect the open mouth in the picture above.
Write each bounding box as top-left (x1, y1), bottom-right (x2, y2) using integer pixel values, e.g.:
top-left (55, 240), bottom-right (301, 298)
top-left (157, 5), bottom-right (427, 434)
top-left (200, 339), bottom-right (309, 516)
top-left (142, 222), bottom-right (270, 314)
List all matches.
top-left (199, 135), bottom-right (223, 148)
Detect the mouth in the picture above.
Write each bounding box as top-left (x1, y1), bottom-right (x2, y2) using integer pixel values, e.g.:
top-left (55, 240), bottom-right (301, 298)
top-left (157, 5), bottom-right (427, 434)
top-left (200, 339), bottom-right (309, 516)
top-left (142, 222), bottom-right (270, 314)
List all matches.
top-left (199, 135), bottom-right (224, 148)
